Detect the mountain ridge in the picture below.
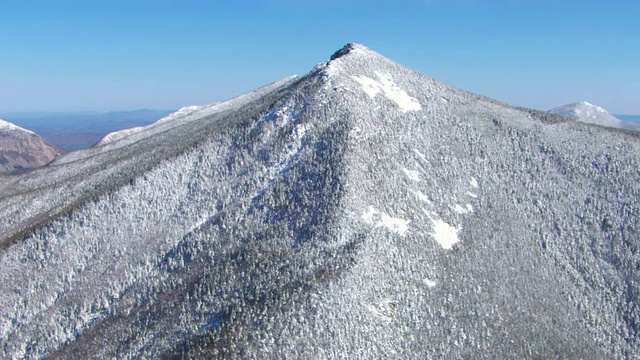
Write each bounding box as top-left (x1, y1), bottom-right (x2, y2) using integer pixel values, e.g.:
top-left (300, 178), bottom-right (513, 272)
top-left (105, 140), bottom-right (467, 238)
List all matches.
top-left (0, 43), bottom-right (638, 358)
top-left (0, 118), bottom-right (65, 174)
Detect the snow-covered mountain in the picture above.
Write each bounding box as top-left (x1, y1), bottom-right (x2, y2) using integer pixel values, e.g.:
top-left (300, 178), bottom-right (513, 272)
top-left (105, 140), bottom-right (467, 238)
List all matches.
top-left (1, 43), bottom-right (639, 358)
top-left (0, 118), bottom-right (65, 174)
top-left (549, 101), bottom-right (640, 131)
top-left (95, 106), bottom-right (204, 145)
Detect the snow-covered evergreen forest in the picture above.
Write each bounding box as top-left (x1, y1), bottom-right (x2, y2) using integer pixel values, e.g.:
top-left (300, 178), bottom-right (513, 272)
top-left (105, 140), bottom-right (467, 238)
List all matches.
top-left (0, 44), bottom-right (638, 358)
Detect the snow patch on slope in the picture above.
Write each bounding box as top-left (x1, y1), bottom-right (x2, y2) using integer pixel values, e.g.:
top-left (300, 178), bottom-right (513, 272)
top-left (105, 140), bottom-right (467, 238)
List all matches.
top-left (402, 168), bottom-right (421, 181)
top-left (352, 73), bottom-right (422, 112)
top-left (422, 209), bottom-right (460, 250)
top-left (454, 204), bottom-right (474, 214)
top-left (423, 278), bottom-right (437, 288)
top-left (430, 218), bottom-right (460, 250)
top-left (362, 206), bottom-right (410, 235)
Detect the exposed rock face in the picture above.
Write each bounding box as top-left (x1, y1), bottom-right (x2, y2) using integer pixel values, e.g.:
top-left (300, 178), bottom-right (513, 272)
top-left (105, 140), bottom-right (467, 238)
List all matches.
top-left (0, 44), bottom-right (639, 359)
top-left (0, 119), bottom-right (65, 174)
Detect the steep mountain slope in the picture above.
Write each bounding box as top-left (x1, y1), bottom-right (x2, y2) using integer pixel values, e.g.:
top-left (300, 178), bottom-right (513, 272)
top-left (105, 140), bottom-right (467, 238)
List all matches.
top-left (0, 118), bottom-right (65, 174)
top-left (1, 44), bottom-right (639, 359)
top-left (550, 101), bottom-right (640, 131)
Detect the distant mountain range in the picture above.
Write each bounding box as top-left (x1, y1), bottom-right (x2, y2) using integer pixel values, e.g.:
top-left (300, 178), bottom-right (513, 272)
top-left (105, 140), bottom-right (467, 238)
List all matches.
top-left (616, 114), bottom-right (640, 123)
top-left (549, 101), bottom-right (640, 131)
top-left (0, 118), bottom-right (65, 174)
top-left (1, 110), bottom-right (174, 151)
top-left (1, 43), bottom-right (639, 358)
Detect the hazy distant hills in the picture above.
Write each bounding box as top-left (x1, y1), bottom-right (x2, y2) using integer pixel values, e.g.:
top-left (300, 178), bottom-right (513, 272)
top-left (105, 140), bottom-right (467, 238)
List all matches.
top-left (1, 44), bottom-right (639, 358)
top-left (549, 101), bottom-right (640, 131)
top-left (1, 110), bottom-right (173, 151)
top-left (0, 118), bottom-right (65, 174)
top-left (616, 114), bottom-right (640, 123)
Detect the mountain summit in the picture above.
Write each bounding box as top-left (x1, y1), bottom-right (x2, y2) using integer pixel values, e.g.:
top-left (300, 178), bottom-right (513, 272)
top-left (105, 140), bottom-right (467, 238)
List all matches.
top-left (549, 101), bottom-right (640, 131)
top-left (0, 44), bottom-right (639, 358)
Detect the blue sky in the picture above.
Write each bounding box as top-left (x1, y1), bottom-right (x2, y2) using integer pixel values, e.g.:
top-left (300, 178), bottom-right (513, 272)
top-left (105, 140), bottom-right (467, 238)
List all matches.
top-left (1, 0), bottom-right (638, 113)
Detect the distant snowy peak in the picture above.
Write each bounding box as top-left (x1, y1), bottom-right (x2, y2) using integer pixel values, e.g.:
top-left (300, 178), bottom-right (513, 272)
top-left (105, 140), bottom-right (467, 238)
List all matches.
top-left (549, 101), bottom-right (624, 128)
top-left (0, 118), bottom-right (35, 136)
top-left (0, 118), bottom-right (64, 174)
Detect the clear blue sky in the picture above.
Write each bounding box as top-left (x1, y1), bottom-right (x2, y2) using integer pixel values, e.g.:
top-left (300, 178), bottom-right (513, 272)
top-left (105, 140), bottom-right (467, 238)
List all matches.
top-left (1, 0), bottom-right (638, 113)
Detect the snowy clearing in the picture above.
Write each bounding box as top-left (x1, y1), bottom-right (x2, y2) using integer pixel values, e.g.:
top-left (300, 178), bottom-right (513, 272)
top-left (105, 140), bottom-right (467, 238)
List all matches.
top-left (424, 278), bottom-right (437, 288)
top-left (415, 191), bottom-right (431, 203)
top-left (422, 209), bottom-right (460, 250)
top-left (362, 206), bottom-right (410, 235)
top-left (402, 168), bottom-right (421, 181)
top-left (377, 213), bottom-right (410, 235)
top-left (352, 73), bottom-right (422, 112)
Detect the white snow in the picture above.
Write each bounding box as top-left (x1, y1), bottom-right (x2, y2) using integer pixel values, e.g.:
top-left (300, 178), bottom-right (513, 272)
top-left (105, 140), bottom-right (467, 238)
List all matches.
top-left (98, 106), bottom-right (204, 146)
top-left (423, 278), bottom-right (437, 288)
top-left (402, 168), bottom-right (421, 181)
top-left (0, 118), bottom-right (35, 135)
top-left (415, 191), bottom-right (431, 203)
top-left (454, 204), bottom-right (467, 214)
top-left (431, 218), bottom-right (460, 250)
top-left (98, 126), bottom-right (146, 145)
top-left (87, 75), bottom-right (299, 151)
top-left (467, 192), bottom-right (478, 198)
top-left (353, 75), bottom-right (382, 98)
top-left (156, 105), bottom-right (202, 124)
top-left (413, 148), bottom-right (426, 161)
top-left (422, 209), bottom-right (460, 250)
top-left (377, 213), bottom-right (410, 235)
top-left (362, 206), bottom-right (410, 235)
top-left (361, 206), bottom-right (377, 224)
top-left (470, 177), bottom-right (478, 188)
top-left (453, 203), bottom-right (474, 214)
top-left (352, 73), bottom-right (422, 112)
top-left (549, 101), bottom-right (629, 129)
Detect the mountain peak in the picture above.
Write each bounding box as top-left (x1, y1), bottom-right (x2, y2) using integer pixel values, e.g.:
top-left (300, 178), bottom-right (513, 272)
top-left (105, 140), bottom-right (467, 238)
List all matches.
top-left (0, 118), bottom-right (35, 135)
top-left (549, 101), bottom-right (625, 128)
top-left (575, 101), bottom-right (607, 113)
top-left (2, 44), bottom-right (640, 358)
top-left (329, 43), bottom-right (371, 61)
top-left (0, 118), bottom-right (65, 174)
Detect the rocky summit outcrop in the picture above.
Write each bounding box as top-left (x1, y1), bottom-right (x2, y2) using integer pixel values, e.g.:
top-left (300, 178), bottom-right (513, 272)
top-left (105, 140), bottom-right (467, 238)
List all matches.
top-left (0, 44), bottom-right (639, 359)
top-left (0, 118), bottom-right (66, 174)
